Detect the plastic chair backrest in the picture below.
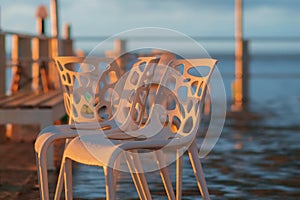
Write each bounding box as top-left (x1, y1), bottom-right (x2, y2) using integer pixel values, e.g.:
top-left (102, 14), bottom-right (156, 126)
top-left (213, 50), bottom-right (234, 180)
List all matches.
top-left (55, 57), bottom-right (122, 123)
top-left (55, 56), bottom-right (160, 128)
top-left (152, 58), bottom-right (217, 140)
top-left (105, 54), bottom-right (176, 131)
top-left (110, 56), bottom-right (159, 131)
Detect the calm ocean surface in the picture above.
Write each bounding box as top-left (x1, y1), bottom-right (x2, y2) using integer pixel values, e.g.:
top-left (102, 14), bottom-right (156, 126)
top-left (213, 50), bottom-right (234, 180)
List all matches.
top-left (8, 55), bottom-right (300, 199)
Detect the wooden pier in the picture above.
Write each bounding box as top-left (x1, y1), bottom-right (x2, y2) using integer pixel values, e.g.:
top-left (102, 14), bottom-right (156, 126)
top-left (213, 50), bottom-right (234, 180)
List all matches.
top-left (0, 27), bottom-right (73, 142)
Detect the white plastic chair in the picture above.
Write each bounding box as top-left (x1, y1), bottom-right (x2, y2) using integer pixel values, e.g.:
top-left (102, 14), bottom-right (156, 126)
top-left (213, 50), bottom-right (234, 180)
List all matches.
top-left (165, 58), bottom-right (217, 200)
top-left (55, 58), bottom-right (216, 200)
top-left (124, 58), bottom-right (217, 200)
top-left (35, 57), bottom-right (119, 200)
top-left (55, 54), bottom-right (177, 200)
top-left (34, 56), bottom-right (160, 200)
top-left (35, 54), bottom-right (176, 200)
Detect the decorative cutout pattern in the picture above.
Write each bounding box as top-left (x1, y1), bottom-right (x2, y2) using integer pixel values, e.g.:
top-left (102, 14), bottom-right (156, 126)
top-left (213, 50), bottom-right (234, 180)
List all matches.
top-left (55, 56), bottom-right (159, 126)
top-left (112, 57), bottom-right (159, 130)
top-left (55, 56), bottom-right (216, 140)
top-left (55, 57), bottom-right (121, 123)
top-left (153, 59), bottom-right (217, 139)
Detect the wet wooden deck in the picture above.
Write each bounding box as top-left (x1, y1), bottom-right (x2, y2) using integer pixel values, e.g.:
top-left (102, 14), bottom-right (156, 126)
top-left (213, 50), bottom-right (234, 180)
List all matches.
top-left (0, 141), bottom-right (59, 200)
top-left (0, 141), bottom-right (39, 199)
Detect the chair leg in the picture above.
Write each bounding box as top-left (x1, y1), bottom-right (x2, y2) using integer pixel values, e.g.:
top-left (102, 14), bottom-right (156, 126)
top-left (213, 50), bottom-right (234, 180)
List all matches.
top-left (54, 139), bottom-right (73, 200)
top-left (36, 151), bottom-right (50, 200)
top-left (188, 141), bottom-right (210, 200)
top-left (155, 151), bottom-right (176, 200)
top-left (132, 153), bottom-right (152, 200)
top-left (128, 170), bottom-right (147, 200)
top-left (113, 168), bottom-right (118, 196)
top-left (176, 150), bottom-right (182, 200)
top-left (54, 157), bottom-right (66, 200)
top-left (35, 152), bottom-right (43, 200)
top-left (125, 152), bottom-right (152, 200)
top-left (104, 166), bottom-right (115, 200)
top-left (35, 152), bottom-right (42, 200)
top-left (64, 157), bottom-right (73, 200)
top-left (159, 167), bottom-right (175, 200)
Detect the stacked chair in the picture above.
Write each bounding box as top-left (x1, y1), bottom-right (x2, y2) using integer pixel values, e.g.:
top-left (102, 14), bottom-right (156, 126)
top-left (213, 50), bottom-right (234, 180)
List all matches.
top-left (34, 53), bottom-right (217, 200)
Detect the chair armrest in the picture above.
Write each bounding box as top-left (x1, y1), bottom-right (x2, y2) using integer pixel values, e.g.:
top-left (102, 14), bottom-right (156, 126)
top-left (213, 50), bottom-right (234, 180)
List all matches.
top-left (34, 125), bottom-right (78, 153)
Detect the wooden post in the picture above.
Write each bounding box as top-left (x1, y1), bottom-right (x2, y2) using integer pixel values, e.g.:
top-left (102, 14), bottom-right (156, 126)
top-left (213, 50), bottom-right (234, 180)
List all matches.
top-left (47, 38), bottom-right (60, 89)
top-left (33, 5), bottom-right (49, 91)
top-left (242, 40), bottom-right (249, 103)
top-left (232, 0), bottom-right (249, 111)
top-left (63, 23), bottom-right (71, 40)
top-left (60, 23), bottom-right (73, 56)
top-left (49, 0), bottom-right (60, 89)
top-left (50, 0), bottom-right (59, 38)
top-left (0, 33), bottom-right (6, 143)
top-left (11, 35), bottom-right (32, 92)
top-left (114, 39), bottom-right (127, 73)
top-left (114, 38), bottom-right (126, 55)
top-left (32, 38), bottom-right (50, 92)
top-left (35, 5), bottom-right (48, 35)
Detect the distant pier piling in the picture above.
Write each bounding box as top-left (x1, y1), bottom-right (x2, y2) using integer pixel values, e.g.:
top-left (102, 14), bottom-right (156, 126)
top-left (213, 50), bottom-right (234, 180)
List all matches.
top-left (232, 0), bottom-right (249, 111)
top-left (35, 5), bottom-right (48, 35)
top-left (61, 23), bottom-right (74, 56)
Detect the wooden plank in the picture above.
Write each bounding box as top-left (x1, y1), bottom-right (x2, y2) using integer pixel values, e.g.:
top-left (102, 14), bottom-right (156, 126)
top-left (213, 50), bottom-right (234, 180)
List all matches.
top-left (2, 93), bottom-right (40, 109)
top-left (0, 125), bottom-right (5, 143)
top-left (39, 93), bottom-right (64, 108)
top-left (21, 90), bottom-right (61, 108)
top-left (0, 92), bottom-right (29, 107)
top-left (0, 34), bottom-right (6, 96)
top-left (0, 109), bottom-right (50, 124)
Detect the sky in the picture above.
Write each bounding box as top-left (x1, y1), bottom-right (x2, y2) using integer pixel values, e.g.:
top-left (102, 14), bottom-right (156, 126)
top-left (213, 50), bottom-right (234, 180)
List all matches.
top-left (0, 0), bottom-right (300, 53)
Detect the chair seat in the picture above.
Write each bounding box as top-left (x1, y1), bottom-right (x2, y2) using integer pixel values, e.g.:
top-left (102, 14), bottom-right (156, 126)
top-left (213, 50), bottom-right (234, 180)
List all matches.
top-left (63, 126), bottom-right (189, 171)
top-left (64, 135), bottom-right (107, 166)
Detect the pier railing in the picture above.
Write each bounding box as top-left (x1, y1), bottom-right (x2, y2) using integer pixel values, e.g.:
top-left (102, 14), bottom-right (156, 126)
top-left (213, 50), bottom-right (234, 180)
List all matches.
top-left (0, 29), bottom-right (73, 95)
top-left (0, 29), bottom-right (73, 144)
